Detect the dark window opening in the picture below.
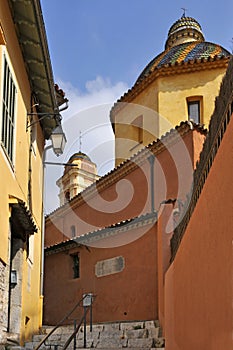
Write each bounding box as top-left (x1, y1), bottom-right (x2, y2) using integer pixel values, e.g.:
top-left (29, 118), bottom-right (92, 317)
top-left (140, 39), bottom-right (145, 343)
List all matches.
top-left (71, 225), bottom-right (76, 238)
top-left (188, 101), bottom-right (200, 124)
top-left (65, 191), bottom-right (70, 202)
top-left (132, 115), bottom-right (143, 144)
top-left (72, 254), bottom-right (80, 279)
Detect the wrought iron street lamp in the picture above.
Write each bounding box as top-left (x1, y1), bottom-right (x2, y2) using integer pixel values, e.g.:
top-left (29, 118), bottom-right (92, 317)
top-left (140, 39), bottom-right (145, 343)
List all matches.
top-left (27, 112), bottom-right (67, 156)
top-left (50, 125), bottom-right (67, 156)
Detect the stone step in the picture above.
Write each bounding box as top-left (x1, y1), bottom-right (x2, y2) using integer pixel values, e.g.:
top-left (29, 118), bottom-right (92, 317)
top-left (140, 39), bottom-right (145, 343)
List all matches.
top-left (25, 320), bottom-right (164, 349)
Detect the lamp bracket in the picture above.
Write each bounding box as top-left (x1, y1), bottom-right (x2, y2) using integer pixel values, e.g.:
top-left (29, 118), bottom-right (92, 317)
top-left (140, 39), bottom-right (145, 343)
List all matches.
top-left (26, 112), bottom-right (61, 129)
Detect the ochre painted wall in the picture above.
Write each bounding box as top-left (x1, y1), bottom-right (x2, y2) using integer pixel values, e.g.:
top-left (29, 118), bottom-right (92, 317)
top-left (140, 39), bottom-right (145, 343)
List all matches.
top-left (164, 115), bottom-right (233, 349)
top-left (113, 80), bottom-right (159, 163)
top-left (0, 0), bottom-right (45, 344)
top-left (113, 66), bottom-right (226, 165)
top-left (158, 68), bottom-right (225, 135)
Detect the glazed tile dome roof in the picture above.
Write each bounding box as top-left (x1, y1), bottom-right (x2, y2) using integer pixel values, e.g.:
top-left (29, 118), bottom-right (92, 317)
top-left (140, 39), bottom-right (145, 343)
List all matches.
top-left (135, 16), bottom-right (230, 83)
top-left (136, 41), bottom-right (230, 82)
top-left (168, 16), bottom-right (203, 36)
top-left (165, 16), bottom-right (205, 49)
top-left (68, 152), bottom-right (92, 163)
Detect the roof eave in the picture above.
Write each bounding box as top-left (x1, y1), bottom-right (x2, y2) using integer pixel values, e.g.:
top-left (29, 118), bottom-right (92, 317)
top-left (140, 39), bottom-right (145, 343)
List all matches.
top-left (8, 0), bottom-right (60, 139)
top-left (110, 56), bottom-right (231, 125)
top-left (46, 120), bottom-right (206, 220)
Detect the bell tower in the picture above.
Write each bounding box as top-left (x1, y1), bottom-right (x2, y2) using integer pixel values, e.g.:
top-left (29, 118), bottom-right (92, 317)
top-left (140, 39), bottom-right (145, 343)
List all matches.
top-left (56, 152), bottom-right (100, 205)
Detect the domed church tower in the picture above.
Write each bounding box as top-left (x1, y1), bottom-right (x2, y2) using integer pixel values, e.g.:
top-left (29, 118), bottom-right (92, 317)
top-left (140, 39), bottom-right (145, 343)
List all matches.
top-left (165, 15), bottom-right (205, 49)
top-left (110, 15), bottom-right (231, 165)
top-left (56, 152), bottom-right (100, 205)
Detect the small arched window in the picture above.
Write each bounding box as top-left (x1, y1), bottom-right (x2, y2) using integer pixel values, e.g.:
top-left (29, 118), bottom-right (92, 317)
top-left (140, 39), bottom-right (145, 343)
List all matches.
top-left (132, 115), bottom-right (143, 143)
top-left (65, 191), bottom-right (70, 202)
top-left (71, 225), bottom-right (76, 238)
top-left (187, 96), bottom-right (203, 124)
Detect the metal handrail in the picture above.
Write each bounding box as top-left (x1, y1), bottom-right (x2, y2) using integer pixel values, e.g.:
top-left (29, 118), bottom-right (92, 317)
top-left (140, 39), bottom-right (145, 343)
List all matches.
top-left (34, 294), bottom-right (93, 350)
top-left (62, 312), bottom-right (86, 350)
top-left (62, 295), bottom-right (96, 350)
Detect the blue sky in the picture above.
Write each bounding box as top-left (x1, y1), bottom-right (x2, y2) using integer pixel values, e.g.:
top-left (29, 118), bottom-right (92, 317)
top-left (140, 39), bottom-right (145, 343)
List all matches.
top-left (40, 0), bottom-right (233, 213)
top-left (41, 0), bottom-right (232, 90)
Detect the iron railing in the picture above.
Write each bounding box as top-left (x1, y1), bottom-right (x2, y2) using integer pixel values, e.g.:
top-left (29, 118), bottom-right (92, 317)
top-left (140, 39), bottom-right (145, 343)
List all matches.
top-left (34, 294), bottom-right (95, 350)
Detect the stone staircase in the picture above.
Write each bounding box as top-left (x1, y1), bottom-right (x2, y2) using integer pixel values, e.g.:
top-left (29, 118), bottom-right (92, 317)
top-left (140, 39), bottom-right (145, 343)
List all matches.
top-left (25, 320), bottom-right (165, 350)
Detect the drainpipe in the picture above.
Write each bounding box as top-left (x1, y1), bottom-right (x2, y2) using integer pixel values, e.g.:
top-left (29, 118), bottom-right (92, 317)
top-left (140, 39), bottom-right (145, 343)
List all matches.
top-left (148, 154), bottom-right (155, 212)
top-left (40, 145), bottom-right (53, 297)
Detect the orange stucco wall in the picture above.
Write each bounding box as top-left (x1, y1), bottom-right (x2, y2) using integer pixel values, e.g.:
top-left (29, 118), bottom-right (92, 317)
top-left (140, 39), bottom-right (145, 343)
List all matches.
top-left (45, 129), bottom-right (205, 248)
top-left (43, 223), bottom-right (158, 325)
top-left (164, 116), bottom-right (233, 349)
top-left (44, 127), bottom-right (206, 326)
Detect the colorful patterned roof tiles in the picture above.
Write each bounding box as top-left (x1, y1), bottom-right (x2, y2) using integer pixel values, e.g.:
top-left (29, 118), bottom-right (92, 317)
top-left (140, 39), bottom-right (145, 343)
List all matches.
top-left (165, 16), bottom-right (205, 49)
top-left (68, 152), bottom-right (92, 163)
top-left (136, 41), bottom-right (230, 82)
top-left (136, 16), bottom-right (230, 82)
top-left (176, 42), bottom-right (197, 63)
top-left (167, 17), bottom-right (203, 38)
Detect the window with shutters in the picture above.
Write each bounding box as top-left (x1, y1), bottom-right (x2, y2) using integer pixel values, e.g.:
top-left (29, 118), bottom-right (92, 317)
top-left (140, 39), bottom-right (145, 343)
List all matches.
top-left (1, 56), bottom-right (17, 163)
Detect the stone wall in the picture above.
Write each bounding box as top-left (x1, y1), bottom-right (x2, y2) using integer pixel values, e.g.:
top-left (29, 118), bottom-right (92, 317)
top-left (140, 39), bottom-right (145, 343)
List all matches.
top-left (0, 259), bottom-right (9, 344)
top-left (9, 238), bottom-right (24, 340)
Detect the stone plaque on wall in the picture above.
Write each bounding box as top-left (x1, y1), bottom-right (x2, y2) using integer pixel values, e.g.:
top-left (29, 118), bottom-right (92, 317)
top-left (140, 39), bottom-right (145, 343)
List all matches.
top-left (95, 256), bottom-right (125, 277)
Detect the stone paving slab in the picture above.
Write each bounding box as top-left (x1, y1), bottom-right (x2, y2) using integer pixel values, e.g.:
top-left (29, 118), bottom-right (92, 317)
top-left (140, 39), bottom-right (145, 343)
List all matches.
top-left (128, 337), bottom-right (153, 348)
top-left (24, 342), bottom-right (34, 350)
top-left (80, 324), bottom-right (104, 332)
top-left (120, 321), bottom-right (144, 331)
top-left (25, 346), bottom-right (48, 350)
top-left (77, 338), bottom-right (93, 348)
top-left (144, 321), bottom-right (156, 329)
top-left (77, 330), bottom-right (100, 340)
top-left (148, 327), bottom-right (159, 339)
top-left (102, 323), bottom-right (121, 331)
top-left (96, 337), bottom-right (127, 348)
top-left (41, 325), bottom-right (74, 335)
top-left (99, 330), bottom-right (124, 339)
top-left (32, 335), bottom-right (45, 342)
top-left (125, 328), bottom-right (148, 339)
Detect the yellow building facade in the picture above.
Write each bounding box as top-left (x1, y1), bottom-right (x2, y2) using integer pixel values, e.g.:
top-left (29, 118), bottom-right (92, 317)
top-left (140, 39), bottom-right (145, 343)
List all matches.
top-left (110, 16), bottom-right (230, 165)
top-left (56, 152), bottom-right (100, 206)
top-left (0, 0), bottom-right (67, 345)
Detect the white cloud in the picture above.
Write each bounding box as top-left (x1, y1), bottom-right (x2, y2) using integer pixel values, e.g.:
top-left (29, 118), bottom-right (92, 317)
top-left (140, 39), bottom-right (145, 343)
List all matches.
top-left (44, 76), bottom-right (128, 214)
top-left (61, 76), bottom-right (128, 117)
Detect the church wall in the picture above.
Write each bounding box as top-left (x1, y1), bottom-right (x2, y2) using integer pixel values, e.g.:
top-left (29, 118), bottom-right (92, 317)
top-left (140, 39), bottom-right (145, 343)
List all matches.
top-left (114, 80), bottom-right (159, 164)
top-left (45, 129), bottom-right (205, 248)
top-left (113, 66), bottom-right (226, 166)
top-left (164, 114), bottom-right (233, 349)
top-left (43, 222), bottom-right (158, 325)
top-left (46, 160), bottom-right (151, 245)
top-left (158, 68), bottom-right (225, 135)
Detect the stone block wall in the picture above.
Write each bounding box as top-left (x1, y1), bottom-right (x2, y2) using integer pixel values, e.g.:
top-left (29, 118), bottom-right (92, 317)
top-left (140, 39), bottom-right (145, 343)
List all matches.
top-left (0, 259), bottom-right (9, 344)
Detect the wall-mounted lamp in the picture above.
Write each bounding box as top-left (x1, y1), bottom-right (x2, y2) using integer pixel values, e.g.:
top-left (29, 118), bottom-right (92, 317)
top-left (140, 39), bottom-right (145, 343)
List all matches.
top-left (10, 270), bottom-right (17, 286)
top-left (27, 111), bottom-right (67, 156)
top-left (50, 125), bottom-right (67, 156)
